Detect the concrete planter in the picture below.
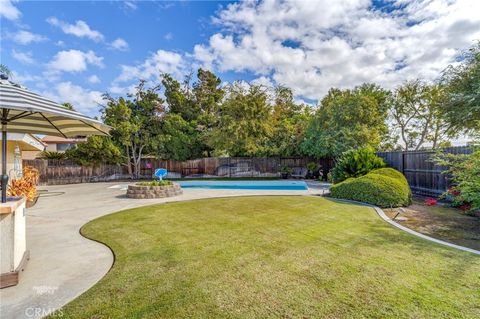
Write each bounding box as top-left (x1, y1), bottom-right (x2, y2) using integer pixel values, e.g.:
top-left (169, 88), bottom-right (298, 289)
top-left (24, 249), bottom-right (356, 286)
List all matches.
top-left (1, 197), bottom-right (29, 288)
top-left (126, 183), bottom-right (182, 199)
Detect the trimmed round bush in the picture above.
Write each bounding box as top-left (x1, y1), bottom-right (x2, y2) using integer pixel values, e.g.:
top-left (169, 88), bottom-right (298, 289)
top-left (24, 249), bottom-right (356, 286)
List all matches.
top-left (369, 168), bottom-right (412, 202)
top-left (369, 168), bottom-right (406, 183)
top-left (330, 173), bottom-right (411, 207)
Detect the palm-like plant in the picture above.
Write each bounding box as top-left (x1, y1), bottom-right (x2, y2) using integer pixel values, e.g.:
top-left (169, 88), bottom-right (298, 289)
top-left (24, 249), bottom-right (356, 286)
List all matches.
top-left (0, 64), bottom-right (12, 80)
top-left (37, 151), bottom-right (68, 160)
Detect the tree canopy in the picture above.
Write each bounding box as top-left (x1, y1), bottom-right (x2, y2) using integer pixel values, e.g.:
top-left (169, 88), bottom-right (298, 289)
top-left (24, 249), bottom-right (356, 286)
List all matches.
top-left (301, 84), bottom-right (389, 158)
top-left (441, 42), bottom-right (480, 134)
top-left (207, 83), bottom-right (272, 157)
top-left (388, 80), bottom-right (451, 151)
top-left (66, 136), bottom-right (121, 166)
top-left (102, 80), bottom-right (164, 177)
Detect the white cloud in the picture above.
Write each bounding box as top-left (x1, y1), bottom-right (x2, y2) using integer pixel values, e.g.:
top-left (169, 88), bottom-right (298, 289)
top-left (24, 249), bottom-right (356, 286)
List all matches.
top-left (48, 49), bottom-right (104, 73)
top-left (251, 76), bottom-right (274, 88)
top-left (8, 30), bottom-right (47, 45)
top-left (114, 49), bottom-right (185, 83)
top-left (108, 84), bottom-right (137, 96)
top-left (11, 50), bottom-right (35, 64)
top-left (43, 82), bottom-right (103, 115)
top-left (110, 38), bottom-right (129, 51)
top-left (164, 32), bottom-right (173, 40)
top-left (11, 71), bottom-right (41, 84)
top-left (0, 0), bottom-right (21, 20)
top-left (195, 0), bottom-right (480, 101)
top-left (88, 75), bottom-right (101, 84)
top-left (46, 17), bottom-right (104, 42)
top-left (124, 1), bottom-right (137, 11)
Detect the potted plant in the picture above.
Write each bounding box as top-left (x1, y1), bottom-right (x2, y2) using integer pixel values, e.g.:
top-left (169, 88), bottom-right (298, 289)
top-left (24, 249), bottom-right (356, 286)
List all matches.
top-left (280, 165), bottom-right (292, 179)
top-left (306, 162), bottom-right (320, 179)
top-left (7, 166), bottom-right (40, 208)
top-left (7, 178), bottom-right (38, 207)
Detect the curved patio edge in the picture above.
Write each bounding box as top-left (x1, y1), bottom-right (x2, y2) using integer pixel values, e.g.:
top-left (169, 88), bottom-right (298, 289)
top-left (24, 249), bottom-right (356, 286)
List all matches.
top-left (328, 197), bottom-right (480, 256)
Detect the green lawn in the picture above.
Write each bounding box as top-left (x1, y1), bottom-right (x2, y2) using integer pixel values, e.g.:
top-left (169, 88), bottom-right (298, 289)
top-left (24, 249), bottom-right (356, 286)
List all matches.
top-left (58, 196), bottom-right (480, 318)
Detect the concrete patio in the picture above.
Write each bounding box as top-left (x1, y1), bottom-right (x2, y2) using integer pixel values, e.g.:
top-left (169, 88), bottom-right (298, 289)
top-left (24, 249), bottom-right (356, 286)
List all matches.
top-left (0, 181), bottom-right (329, 319)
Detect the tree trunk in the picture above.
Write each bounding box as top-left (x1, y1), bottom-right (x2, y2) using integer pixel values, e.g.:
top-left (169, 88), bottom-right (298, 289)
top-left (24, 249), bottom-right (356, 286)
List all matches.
top-left (125, 145), bottom-right (133, 179)
top-left (131, 143), bottom-right (138, 179)
top-left (400, 125), bottom-right (409, 152)
top-left (134, 145), bottom-right (145, 179)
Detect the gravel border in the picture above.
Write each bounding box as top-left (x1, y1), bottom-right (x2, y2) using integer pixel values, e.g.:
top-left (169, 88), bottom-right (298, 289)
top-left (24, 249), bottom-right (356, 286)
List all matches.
top-left (329, 197), bottom-right (480, 256)
top-left (373, 206), bottom-right (480, 255)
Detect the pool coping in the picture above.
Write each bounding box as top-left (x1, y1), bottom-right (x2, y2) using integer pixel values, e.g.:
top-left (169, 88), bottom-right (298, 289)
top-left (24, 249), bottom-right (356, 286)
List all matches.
top-left (177, 180), bottom-right (310, 191)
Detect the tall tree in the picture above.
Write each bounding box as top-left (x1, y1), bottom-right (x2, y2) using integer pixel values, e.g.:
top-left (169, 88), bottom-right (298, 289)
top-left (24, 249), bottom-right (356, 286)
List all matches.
top-left (157, 113), bottom-right (203, 161)
top-left (441, 42), bottom-right (480, 134)
top-left (208, 83), bottom-right (272, 156)
top-left (162, 73), bottom-right (197, 121)
top-left (268, 86), bottom-right (312, 156)
top-left (193, 68), bottom-right (224, 127)
top-left (426, 84), bottom-right (451, 148)
top-left (389, 80), bottom-right (451, 151)
top-left (103, 80), bottom-right (164, 178)
top-left (192, 69), bottom-right (224, 156)
top-left (301, 84), bottom-right (389, 158)
top-left (162, 69), bottom-right (224, 157)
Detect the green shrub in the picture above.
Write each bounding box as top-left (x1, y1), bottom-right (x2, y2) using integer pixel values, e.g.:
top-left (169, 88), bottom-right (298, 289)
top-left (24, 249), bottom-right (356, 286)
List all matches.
top-left (369, 167), bottom-right (407, 183)
top-left (330, 173), bottom-right (411, 207)
top-left (369, 167), bottom-right (412, 203)
top-left (307, 162), bottom-right (319, 172)
top-left (36, 151), bottom-right (68, 160)
top-left (433, 150), bottom-right (480, 215)
top-left (137, 180), bottom-right (173, 187)
top-left (332, 147), bottom-right (385, 183)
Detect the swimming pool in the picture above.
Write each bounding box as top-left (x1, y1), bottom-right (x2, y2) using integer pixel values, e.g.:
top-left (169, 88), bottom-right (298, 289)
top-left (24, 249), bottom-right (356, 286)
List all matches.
top-left (177, 180), bottom-right (308, 190)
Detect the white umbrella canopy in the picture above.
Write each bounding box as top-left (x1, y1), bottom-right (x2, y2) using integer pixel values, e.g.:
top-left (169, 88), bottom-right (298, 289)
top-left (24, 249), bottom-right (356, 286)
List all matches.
top-left (0, 82), bottom-right (110, 137)
top-left (0, 80), bottom-right (111, 202)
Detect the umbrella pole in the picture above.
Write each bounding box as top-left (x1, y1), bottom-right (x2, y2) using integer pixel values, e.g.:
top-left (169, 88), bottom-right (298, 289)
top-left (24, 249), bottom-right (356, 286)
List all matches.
top-left (1, 112), bottom-right (7, 203)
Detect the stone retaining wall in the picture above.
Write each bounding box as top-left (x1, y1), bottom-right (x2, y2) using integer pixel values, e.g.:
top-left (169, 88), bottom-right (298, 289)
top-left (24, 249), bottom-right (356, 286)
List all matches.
top-left (126, 183), bottom-right (183, 199)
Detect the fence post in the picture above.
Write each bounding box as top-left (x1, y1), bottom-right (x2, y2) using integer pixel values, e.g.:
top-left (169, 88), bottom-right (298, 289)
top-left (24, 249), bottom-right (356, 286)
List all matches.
top-left (228, 157), bottom-right (231, 178)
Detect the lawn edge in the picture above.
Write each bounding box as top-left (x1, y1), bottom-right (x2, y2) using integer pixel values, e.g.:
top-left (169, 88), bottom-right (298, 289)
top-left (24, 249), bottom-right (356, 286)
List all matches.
top-left (328, 197), bottom-right (480, 256)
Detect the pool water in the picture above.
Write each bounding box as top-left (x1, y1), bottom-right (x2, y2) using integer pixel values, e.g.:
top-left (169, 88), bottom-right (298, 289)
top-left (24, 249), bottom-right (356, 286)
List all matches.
top-left (177, 180), bottom-right (308, 190)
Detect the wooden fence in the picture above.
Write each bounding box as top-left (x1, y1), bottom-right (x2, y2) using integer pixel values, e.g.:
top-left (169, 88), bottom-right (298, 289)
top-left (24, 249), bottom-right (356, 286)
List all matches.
top-left (140, 157), bottom-right (334, 179)
top-left (23, 160), bottom-right (129, 185)
top-left (377, 146), bottom-right (472, 197)
top-left (24, 157), bottom-right (334, 185)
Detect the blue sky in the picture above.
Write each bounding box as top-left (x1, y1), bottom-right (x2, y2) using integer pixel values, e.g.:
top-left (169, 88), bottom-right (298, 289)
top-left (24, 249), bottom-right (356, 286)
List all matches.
top-left (1, 0), bottom-right (479, 116)
top-left (1, 1), bottom-right (237, 115)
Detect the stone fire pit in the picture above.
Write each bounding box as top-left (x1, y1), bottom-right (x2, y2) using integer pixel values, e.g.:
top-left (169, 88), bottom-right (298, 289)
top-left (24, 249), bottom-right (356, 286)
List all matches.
top-left (127, 182), bottom-right (182, 199)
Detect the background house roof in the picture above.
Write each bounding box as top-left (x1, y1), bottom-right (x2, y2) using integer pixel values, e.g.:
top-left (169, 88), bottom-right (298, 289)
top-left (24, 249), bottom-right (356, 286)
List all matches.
top-left (1, 133), bottom-right (46, 151)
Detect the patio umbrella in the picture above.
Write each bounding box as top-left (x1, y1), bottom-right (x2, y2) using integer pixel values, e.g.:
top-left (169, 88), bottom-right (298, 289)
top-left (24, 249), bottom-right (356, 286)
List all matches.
top-left (0, 80), bottom-right (111, 203)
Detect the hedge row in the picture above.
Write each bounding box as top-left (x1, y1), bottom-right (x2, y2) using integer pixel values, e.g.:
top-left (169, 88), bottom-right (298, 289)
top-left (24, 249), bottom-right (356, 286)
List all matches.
top-left (330, 168), bottom-right (411, 208)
